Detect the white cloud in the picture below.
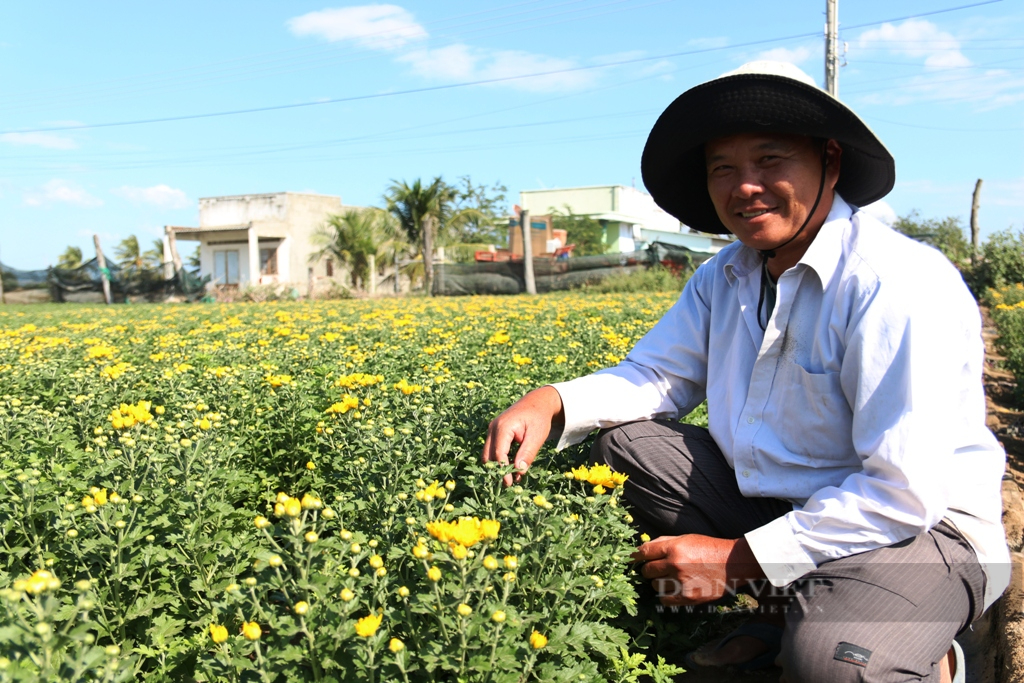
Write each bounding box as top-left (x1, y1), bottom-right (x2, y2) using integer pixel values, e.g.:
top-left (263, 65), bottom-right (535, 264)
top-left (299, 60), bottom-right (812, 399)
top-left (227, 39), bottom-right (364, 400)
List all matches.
top-left (398, 44), bottom-right (594, 92)
top-left (289, 5), bottom-right (595, 92)
top-left (857, 19), bottom-right (971, 69)
top-left (0, 132), bottom-right (78, 150)
top-left (988, 178), bottom-right (1024, 207)
top-left (112, 184), bottom-right (190, 209)
top-left (860, 199), bottom-right (897, 227)
top-left (287, 5), bottom-right (426, 50)
top-left (24, 179), bottom-right (102, 207)
top-left (756, 45), bottom-right (815, 66)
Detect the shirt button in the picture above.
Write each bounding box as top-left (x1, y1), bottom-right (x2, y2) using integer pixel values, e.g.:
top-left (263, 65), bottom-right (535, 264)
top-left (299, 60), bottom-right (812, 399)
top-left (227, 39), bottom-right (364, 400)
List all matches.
top-left (746, 416), bottom-right (755, 424)
top-left (742, 470), bottom-right (750, 478)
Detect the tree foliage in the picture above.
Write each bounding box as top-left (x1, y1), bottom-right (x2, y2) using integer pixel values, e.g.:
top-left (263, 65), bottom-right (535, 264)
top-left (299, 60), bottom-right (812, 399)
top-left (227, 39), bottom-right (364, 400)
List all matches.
top-left (311, 208), bottom-right (402, 291)
top-left (550, 206), bottom-right (606, 257)
top-left (57, 246), bottom-right (83, 270)
top-left (892, 211), bottom-right (972, 268)
top-left (447, 176), bottom-right (508, 245)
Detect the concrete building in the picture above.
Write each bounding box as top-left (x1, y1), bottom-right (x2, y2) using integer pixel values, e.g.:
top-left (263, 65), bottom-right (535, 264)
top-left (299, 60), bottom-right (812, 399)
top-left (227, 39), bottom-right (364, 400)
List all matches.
top-left (164, 192), bottom-right (349, 295)
top-left (519, 184), bottom-right (732, 254)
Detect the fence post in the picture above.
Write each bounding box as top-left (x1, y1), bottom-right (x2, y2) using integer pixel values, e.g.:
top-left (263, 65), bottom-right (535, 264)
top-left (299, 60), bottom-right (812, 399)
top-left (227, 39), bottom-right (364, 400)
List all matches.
top-left (970, 179), bottom-right (983, 267)
top-left (422, 215), bottom-right (434, 296)
top-left (93, 234), bottom-right (113, 305)
top-left (522, 209), bottom-right (537, 295)
top-left (368, 254), bottom-right (376, 295)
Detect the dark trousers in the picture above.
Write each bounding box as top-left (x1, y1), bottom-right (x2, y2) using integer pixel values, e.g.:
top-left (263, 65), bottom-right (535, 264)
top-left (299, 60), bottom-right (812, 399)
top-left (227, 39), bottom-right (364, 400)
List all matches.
top-left (592, 419), bottom-right (986, 682)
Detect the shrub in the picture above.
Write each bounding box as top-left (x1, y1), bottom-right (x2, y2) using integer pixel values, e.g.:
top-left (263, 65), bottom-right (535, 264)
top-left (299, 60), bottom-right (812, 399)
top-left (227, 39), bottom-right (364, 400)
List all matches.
top-left (584, 266), bottom-right (690, 294)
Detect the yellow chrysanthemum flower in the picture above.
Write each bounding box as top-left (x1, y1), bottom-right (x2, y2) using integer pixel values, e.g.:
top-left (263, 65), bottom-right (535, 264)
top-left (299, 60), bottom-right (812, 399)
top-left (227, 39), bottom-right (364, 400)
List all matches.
top-left (354, 612), bottom-right (383, 637)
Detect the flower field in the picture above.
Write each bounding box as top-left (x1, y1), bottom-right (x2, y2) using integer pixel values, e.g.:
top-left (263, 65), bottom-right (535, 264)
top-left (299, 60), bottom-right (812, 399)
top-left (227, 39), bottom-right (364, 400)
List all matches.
top-left (989, 283), bottom-right (1024, 406)
top-left (0, 294), bottom-right (701, 682)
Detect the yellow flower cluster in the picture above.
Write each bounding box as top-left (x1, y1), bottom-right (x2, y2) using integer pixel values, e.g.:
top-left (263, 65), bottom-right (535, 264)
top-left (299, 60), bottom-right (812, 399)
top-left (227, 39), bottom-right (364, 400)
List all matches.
top-left (334, 372), bottom-right (384, 388)
top-left (86, 344), bottom-right (116, 360)
top-left (426, 517), bottom-right (500, 548)
top-left (273, 492), bottom-right (321, 517)
top-left (325, 395), bottom-right (360, 414)
top-left (100, 362), bottom-right (132, 380)
top-left (569, 464), bottom-right (628, 491)
top-left (415, 480), bottom-right (447, 502)
top-left (264, 374), bottom-right (293, 388)
top-left (13, 569), bottom-right (61, 595)
top-left (394, 379), bottom-right (423, 395)
top-left (107, 400), bottom-right (154, 429)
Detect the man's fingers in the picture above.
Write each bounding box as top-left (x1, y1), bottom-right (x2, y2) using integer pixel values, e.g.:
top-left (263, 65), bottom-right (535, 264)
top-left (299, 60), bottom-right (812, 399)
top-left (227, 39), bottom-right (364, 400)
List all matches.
top-left (631, 536), bottom-right (675, 563)
top-left (639, 559), bottom-right (673, 579)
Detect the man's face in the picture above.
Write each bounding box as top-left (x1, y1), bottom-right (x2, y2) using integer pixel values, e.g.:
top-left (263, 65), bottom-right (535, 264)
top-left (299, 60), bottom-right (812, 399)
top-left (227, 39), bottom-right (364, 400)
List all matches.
top-left (705, 133), bottom-right (840, 251)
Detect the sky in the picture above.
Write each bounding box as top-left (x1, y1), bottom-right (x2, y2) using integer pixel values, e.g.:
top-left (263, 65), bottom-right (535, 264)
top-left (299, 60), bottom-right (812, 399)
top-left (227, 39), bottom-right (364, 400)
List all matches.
top-left (1, 0), bottom-right (1022, 269)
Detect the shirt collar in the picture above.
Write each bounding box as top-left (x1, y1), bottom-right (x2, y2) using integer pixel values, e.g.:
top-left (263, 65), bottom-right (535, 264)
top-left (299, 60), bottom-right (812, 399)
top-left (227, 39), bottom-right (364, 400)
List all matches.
top-left (796, 193), bottom-right (851, 292)
top-left (721, 193), bottom-right (852, 289)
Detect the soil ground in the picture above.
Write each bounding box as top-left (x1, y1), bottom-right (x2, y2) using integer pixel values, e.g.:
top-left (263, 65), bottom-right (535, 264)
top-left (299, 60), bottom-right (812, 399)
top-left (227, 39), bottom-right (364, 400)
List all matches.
top-left (669, 309), bottom-right (1024, 682)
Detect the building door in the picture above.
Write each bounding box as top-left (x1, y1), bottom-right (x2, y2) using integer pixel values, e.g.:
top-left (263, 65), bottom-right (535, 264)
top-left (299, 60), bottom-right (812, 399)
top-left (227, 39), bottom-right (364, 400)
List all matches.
top-left (214, 249), bottom-right (239, 285)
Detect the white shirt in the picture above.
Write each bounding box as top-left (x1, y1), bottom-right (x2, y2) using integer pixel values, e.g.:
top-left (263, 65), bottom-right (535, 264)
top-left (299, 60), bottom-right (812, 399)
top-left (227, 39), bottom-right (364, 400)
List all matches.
top-left (553, 195), bottom-right (1009, 608)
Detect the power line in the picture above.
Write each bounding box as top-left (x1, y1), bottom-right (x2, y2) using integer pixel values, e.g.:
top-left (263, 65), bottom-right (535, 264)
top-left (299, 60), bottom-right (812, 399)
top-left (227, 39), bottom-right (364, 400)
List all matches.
top-left (1, 0), bottom-right (1002, 136)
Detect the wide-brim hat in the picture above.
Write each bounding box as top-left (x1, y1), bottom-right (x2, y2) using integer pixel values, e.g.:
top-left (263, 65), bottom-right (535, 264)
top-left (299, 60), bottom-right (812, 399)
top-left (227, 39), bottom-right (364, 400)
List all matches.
top-left (641, 61), bottom-right (895, 235)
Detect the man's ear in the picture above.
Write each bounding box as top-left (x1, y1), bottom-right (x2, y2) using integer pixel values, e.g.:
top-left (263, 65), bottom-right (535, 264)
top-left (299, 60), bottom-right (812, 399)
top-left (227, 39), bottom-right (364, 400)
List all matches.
top-left (825, 139), bottom-right (842, 188)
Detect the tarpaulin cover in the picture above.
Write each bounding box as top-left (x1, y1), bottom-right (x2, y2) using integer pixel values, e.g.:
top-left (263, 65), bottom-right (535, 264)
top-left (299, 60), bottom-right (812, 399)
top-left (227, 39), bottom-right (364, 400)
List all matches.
top-left (432, 242), bottom-right (710, 296)
top-left (1, 259), bottom-right (208, 302)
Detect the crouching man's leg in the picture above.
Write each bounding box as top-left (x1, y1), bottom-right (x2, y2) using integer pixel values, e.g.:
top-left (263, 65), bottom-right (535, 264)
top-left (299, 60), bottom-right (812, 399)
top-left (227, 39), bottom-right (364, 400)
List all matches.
top-left (780, 522), bottom-right (985, 682)
top-left (590, 420), bottom-right (791, 539)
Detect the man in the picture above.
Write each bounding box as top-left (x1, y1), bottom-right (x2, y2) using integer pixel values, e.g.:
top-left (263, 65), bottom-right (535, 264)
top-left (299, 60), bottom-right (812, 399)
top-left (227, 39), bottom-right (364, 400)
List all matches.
top-left (482, 62), bottom-right (1008, 682)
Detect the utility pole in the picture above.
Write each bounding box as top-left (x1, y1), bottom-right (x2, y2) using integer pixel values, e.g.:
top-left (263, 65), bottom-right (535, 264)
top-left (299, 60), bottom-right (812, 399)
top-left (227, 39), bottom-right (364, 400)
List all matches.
top-left (971, 179), bottom-right (983, 266)
top-left (521, 209), bottom-right (537, 295)
top-left (93, 234), bottom-right (113, 305)
top-left (825, 0), bottom-right (839, 97)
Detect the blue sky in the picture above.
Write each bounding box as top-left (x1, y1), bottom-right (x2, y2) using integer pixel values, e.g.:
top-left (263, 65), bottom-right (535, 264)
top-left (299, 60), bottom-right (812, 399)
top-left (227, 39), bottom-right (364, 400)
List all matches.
top-left (1, 0), bottom-right (1022, 269)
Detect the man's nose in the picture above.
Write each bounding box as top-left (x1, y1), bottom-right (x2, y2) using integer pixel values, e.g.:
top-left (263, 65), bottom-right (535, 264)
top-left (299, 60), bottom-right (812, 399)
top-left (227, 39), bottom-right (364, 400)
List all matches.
top-left (732, 166), bottom-right (765, 197)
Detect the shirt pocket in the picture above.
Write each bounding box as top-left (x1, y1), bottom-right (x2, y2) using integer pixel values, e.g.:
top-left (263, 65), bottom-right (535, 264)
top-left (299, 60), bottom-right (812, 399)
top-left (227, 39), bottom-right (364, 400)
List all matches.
top-left (771, 362), bottom-right (854, 462)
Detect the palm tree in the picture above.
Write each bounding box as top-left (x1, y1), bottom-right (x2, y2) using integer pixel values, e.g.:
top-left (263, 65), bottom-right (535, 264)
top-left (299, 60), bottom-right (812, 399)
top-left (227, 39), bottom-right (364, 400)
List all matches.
top-left (384, 177), bottom-right (483, 295)
top-left (311, 208), bottom-right (402, 291)
top-left (115, 235), bottom-right (145, 270)
top-left (57, 246), bottom-right (83, 269)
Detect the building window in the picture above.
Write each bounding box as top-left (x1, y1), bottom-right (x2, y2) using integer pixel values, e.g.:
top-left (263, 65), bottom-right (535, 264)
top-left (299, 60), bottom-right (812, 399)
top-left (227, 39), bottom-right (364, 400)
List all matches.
top-left (213, 249), bottom-right (239, 285)
top-left (260, 248), bottom-right (278, 275)
top-left (326, 259), bottom-right (334, 277)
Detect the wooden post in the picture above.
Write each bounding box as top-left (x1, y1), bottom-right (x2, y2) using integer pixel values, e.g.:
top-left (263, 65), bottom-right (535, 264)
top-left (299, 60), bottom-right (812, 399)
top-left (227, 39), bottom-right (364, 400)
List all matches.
top-left (164, 226), bottom-right (183, 275)
top-left (421, 215), bottom-right (434, 296)
top-left (368, 254), bottom-right (376, 295)
top-left (93, 235), bottom-right (113, 305)
top-left (522, 209), bottom-right (537, 295)
top-left (970, 179), bottom-right (983, 266)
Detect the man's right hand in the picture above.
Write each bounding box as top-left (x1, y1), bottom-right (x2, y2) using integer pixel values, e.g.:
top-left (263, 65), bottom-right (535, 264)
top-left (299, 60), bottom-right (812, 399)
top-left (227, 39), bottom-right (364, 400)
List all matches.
top-left (482, 385), bottom-right (565, 486)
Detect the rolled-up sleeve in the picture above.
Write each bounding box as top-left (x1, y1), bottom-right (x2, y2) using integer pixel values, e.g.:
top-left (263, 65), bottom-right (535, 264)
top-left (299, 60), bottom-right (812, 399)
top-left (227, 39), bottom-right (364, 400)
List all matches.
top-left (551, 264), bottom-right (714, 450)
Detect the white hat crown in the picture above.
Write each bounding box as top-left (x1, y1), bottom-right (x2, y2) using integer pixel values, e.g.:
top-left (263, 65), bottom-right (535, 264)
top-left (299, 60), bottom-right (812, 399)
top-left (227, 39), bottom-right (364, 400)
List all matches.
top-left (720, 61), bottom-right (819, 89)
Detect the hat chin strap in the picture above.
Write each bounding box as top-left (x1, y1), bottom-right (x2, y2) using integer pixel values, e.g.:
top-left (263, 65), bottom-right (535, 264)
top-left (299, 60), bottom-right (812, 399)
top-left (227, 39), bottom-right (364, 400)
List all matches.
top-left (756, 146), bottom-right (829, 331)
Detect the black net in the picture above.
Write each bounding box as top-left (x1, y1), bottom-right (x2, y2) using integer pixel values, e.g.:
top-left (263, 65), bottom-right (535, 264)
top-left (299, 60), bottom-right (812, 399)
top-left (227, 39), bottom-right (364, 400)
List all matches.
top-left (1, 259), bottom-right (209, 303)
top-left (432, 242), bottom-right (711, 296)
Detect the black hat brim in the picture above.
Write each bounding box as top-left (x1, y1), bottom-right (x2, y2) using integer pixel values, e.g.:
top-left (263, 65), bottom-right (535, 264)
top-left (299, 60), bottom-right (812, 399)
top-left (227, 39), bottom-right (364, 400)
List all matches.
top-left (641, 73), bottom-right (895, 235)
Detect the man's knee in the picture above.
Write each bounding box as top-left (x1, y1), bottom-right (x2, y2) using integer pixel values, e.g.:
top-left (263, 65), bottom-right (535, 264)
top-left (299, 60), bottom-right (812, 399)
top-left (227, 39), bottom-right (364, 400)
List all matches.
top-left (779, 620), bottom-right (869, 683)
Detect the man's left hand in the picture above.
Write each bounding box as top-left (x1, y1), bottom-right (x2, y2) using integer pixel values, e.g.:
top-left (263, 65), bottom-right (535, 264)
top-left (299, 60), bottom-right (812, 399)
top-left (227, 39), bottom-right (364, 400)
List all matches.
top-left (631, 535), bottom-right (765, 605)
